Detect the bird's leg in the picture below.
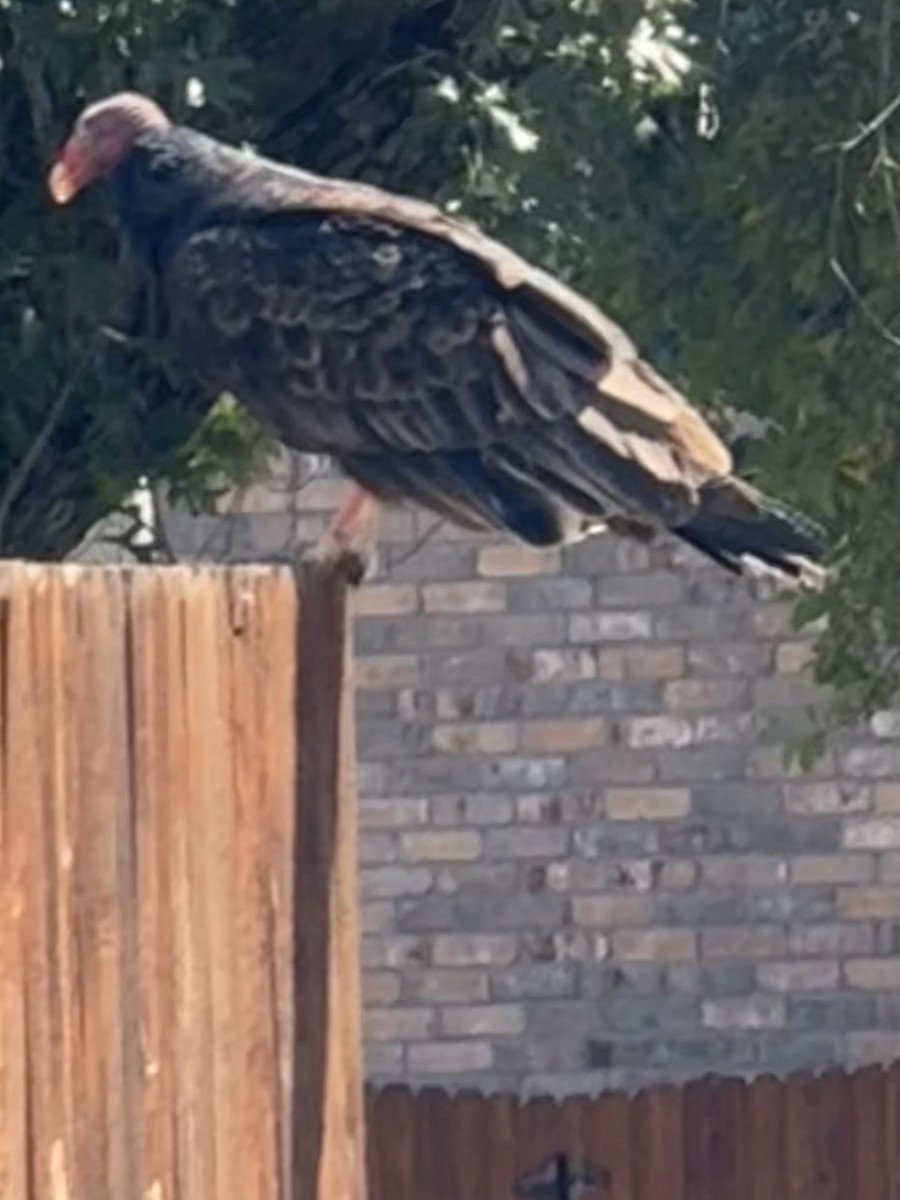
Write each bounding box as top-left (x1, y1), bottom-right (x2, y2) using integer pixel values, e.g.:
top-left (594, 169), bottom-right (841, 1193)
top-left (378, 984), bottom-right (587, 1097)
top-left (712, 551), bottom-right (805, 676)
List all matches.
top-left (307, 485), bottom-right (379, 585)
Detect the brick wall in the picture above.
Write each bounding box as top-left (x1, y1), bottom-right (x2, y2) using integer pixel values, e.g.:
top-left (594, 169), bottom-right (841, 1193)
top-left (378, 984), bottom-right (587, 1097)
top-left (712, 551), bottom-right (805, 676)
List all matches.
top-left (163, 466), bottom-right (900, 1095)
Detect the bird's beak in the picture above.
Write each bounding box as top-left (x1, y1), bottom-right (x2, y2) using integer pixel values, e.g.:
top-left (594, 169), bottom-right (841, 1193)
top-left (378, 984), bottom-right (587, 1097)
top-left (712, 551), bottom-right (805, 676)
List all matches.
top-left (48, 139), bottom-right (88, 205)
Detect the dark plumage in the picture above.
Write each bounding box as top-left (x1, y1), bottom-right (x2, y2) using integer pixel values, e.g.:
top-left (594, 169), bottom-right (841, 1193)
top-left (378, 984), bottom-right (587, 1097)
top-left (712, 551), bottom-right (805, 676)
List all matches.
top-left (50, 92), bottom-right (826, 582)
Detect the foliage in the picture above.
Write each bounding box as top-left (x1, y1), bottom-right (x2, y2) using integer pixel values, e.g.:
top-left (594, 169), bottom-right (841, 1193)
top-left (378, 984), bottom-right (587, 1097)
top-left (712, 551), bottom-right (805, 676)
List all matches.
top-left (449, 0), bottom-right (900, 732)
top-left (2, 0), bottom-right (900, 728)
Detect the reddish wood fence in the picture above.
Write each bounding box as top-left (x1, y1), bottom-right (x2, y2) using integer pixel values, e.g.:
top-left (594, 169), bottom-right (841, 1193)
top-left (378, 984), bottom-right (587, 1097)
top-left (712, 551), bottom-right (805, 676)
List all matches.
top-left (365, 1066), bottom-right (900, 1199)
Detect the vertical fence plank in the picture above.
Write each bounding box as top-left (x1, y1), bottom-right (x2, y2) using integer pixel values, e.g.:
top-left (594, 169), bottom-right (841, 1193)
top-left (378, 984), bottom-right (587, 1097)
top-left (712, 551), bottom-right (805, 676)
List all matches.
top-left (785, 1072), bottom-right (819, 1200)
top-left (0, 566), bottom-right (31, 1200)
top-left (369, 1085), bottom-right (417, 1200)
top-left (633, 1083), bottom-right (684, 1200)
top-left (852, 1066), bottom-right (888, 1200)
top-left (514, 1094), bottom-right (568, 1200)
top-left (747, 1074), bottom-right (786, 1200)
top-left (291, 555), bottom-right (366, 1200)
top-left (887, 1063), bottom-right (900, 1200)
top-left (685, 1076), bottom-right (742, 1200)
top-left (129, 568), bottom-right (177, 1200)
top-left (484, 1091), bottom-right (516, 1200)
top-left (813, 1069), bottom-right (852, 1200)
top-left (583, 1089), bottom-right (634, 1200)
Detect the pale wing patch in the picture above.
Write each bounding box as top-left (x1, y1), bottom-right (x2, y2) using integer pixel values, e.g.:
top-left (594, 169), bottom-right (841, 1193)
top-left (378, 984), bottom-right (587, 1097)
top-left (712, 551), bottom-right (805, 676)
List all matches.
top-left (599, 359), bottom-right (732, 478)
top-left (599, 359), bottom-right (683, 424)
top-left (671, 409), bottom-right (733, 477)
top-left (575, 405), bottom-right (630, 457)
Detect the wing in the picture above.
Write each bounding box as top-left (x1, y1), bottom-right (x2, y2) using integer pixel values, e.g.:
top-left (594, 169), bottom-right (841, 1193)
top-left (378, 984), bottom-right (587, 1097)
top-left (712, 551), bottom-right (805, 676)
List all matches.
top-left (164, 149), bottom-right (733, 535)
top-left (200, 137), bottom-right (733, 481)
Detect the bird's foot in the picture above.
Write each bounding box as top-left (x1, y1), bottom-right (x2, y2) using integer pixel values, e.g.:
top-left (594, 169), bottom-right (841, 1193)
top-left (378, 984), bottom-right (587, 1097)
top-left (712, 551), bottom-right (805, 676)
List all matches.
top-left (305, 486), bottom-right (379, 586)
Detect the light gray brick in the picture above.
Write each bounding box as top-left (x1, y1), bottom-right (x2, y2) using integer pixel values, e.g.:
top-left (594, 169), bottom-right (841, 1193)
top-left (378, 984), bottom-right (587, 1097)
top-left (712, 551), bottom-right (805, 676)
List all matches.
top-left (434, 863), bottom-right (518, 895)
top-left (665, 963), bottom-right (756, 997)
top-left (573, 823), bottom-right (661, 859)
top-left (567, 748), bottom-right (656, 786)
top-left (663, 678), bottom-right (748, 712)
top-left (654, 607), bottom-right (745, 641)
top-left (788, 994), bottom-right (876, 1032)
top-left (702, 995), bottom-right (786, 1030)
top-left (843, 818), bottom-right (900, 849)
top-left (485, 827), bottom-right (571, 859)
top-left (569, 612), bottom-right (653, 642)
top-left (430, 793), bottom-right (514, 826)
top-left (398, 893), bottom-right (566, 934)
top-left (622, 716), bottom-right (693, 749)
top-left (479, 756), bottom-right (567, 790)
top-left (362, 936), bottom-right (429, 970)
top-left (597, 996), bottom-right (700, 1033)
top-left (401, 830), bottom-right (482, 862)
top-left (403, 968), bottom-right (490, 1004)
top-left (848, 1031), bottom-right (900, 1063)
top-left (420, 647), bottom-right (510, 686)
top-left (360, 865), bottom-right (433, 900)
top-left (441, 1005), bottom-right (526, 1037)
top-left (508, 577), bottom-right (592, 612)
top-left (659, 890), bottom-right (746, 926)
top-left (365, 1007), bottom-right (434, 1041)
top-left (654, 745), bottom-right (747, 783)
top-left (408, 1041), bottom-right (493, 1074)
top-left (579, 964), bottom-right (662, 999)
top-left (530, 648), bottom-right (597, 683)
top-left (744, 887), bottom-right (836, 923)
top-left (783, 781), bottom-right (869, 815)
top-left (757, 960), bottom-right (840, 992)
top-left (422, 581), bottom-right (506, 613)
top-left (842, 745), bottom-right (900, 778)
top-left (389, 542), bottom-right (476, 581)
top-left (432, 934), bottom-right (518, 967)
top-left (703, 927), bottom-right (788, 960)
top-left (597, 572), bottom-right (684, 607)
top-left (791, 855), bottom-right (875, 884)
top-left (564, 536), bottom-right (650, 574)
top-left (752, 1033), bottom-right (844, 1070)
top-left (360, 801), bottom-right (429, 830)
top-left (687, 641), bottom-right (773, 677)
top-left (701, 855), bottom-right (789, 888)
top-left (491, 963), bottom-right (577, 1000)
top-left (789, 923), bottom-right (876, 957)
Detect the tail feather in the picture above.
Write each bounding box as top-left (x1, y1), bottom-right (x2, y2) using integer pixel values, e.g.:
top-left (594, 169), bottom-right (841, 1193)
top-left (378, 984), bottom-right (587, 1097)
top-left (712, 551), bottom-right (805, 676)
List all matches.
top-left (674, 477), bottom-right (827, 588)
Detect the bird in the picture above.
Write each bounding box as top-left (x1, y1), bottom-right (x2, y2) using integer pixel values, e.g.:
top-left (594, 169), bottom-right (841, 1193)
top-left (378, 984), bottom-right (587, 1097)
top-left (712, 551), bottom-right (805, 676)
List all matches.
top-left (48, 91), bottom-right (826, 584)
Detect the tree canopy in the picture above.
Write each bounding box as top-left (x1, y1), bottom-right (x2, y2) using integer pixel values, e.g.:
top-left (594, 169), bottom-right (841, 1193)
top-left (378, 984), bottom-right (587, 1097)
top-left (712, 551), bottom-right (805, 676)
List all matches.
top-left (1, 0), bottom-right (899, 732)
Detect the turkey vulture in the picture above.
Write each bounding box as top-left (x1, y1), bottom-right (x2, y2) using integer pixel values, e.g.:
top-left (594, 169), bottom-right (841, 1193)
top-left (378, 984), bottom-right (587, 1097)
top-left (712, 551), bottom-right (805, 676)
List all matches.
top-left (49, 92), bottom-right (825, 582)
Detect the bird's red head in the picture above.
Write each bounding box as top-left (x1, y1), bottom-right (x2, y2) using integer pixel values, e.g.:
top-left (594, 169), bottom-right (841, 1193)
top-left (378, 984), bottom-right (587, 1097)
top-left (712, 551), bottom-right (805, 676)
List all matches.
top-left (48, 92), bottom-right (171, 205)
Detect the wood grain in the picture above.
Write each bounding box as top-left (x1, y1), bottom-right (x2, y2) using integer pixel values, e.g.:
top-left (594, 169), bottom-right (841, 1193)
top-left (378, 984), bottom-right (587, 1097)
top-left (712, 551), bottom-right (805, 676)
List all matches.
top-left (0, 561), bottom-right (363, 1200)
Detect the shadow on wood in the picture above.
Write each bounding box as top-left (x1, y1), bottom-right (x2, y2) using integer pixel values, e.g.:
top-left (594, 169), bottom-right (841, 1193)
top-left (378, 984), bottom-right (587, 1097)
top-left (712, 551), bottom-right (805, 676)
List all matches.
top-left (0, 559), bottom-right (366, 1200)
top-left (292, 552), bottom-right (367, 1200)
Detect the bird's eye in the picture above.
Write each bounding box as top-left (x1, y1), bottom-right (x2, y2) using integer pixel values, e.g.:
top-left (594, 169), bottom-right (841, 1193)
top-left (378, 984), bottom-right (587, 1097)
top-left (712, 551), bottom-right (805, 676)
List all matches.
top-left (147, 149), bottom-right (179, 180)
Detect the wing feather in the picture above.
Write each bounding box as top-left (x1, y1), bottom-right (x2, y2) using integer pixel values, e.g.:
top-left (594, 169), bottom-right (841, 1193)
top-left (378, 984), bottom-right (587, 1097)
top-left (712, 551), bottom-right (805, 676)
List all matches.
top-left (163, 139), bottom-right (735, 539)
top-left (230, 152), bottom-right (733, 475)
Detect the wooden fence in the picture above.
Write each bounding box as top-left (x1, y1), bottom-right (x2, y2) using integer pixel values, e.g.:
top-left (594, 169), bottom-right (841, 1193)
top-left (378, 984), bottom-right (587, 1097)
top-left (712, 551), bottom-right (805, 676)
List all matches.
top-left (365, 1066), bottom-right (900, 1199)
top-left (0, 559), bottom-right (364, 1200)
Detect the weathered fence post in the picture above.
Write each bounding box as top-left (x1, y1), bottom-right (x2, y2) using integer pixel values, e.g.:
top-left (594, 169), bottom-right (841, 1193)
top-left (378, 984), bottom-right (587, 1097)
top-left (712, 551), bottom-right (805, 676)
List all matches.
top-left (291, 552), bottom-right (367, 1200)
